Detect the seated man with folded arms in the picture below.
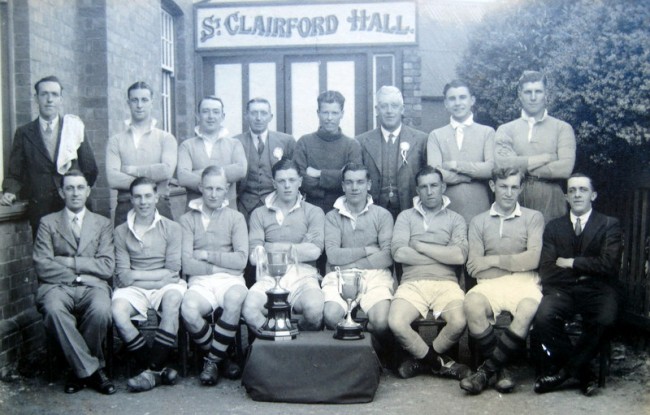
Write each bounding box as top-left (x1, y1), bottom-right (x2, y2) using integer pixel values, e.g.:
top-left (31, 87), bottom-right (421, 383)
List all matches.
top-left (460, 167), bottom-right (544, 395)
top-left (242, 159), bottom-right (325, 332)
top-left (33, 170), bottom-right (115, 395)
top-left (533, 173), bottom-right (621, 396)
top-left (112, 177), bottom-right (185, 392)
top-left (388, 165), bottom-right (471, 380)
top-left (179, 166), bottom-right (249, 386)
top-left (321, 162), bottom-right (395, 339)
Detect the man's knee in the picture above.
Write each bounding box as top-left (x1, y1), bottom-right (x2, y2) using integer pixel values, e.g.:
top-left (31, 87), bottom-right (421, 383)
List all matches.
top-left (111, 300), bottom-right (135, 330)
top-left (181, 294), bottom-right (203, 324)
top-left (242, 292), bottom-right (265, 320)
top-left (161, 290), bottom-right (184, 314)
top-left (323, 302), bottom-right (345, 329)
top-left (223, 286), bottom-right (248, 313)
top-left (515, 298), bottom-right (540, 322)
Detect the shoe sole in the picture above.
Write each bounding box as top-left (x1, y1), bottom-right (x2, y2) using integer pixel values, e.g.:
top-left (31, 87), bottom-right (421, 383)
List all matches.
top-left (459, 382), bottom-right (484, 395)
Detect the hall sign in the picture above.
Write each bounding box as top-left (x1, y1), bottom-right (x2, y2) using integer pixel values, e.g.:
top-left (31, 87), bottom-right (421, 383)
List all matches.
top-left (195, 1), bottom-right (417, 50)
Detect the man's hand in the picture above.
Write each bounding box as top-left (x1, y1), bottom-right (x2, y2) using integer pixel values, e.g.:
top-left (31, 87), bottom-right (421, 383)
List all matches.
top-left (365, 246), bottom-right (380, 255)
top-left (556, 257), bottom-right (574, 269)
top-left (306, 167), bottom-right (321, 178)
top-left (409, 240), bottom-right (427, 253)
top-left (473, 256), bottom-right (500, 274)
top-left (54, 256), bottom-right (75, 269)
top-left (0, 192), bottom-right (16, 206)
top-left (193, 250), bottom-right (209, 261)
top-left (116, 273), bottom-right (135, 288)
top-left (163, 273), bottom-right (181, 285)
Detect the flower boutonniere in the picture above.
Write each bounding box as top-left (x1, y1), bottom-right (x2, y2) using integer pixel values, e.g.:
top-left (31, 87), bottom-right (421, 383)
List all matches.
top-left (273, 147), bottom-right (284, 160)
top-left (400, 142), bottom-right (410, 165)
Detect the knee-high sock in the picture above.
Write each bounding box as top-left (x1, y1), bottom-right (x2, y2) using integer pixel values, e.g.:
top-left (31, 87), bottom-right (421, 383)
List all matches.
top-left (190, 321), bottom-right (212, 351)
top-left (206, 319), bottom-right (238, 363)
top-left (149, 329), bottom-right (176, 371)
top-left (125, 333), bottom-right (150, 371)
top-left (471, 324), bottom-right (497, 361)
top-left (483, 328), bottom-right (526, 374)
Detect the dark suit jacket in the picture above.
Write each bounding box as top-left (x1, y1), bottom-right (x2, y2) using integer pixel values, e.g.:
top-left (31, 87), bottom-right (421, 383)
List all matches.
top-left (234, 130), bottom-right (296, 196)
top-left (539, 210), bottom-right (622, 289)
top-left (356, 125), bottom-right (428, 211)
top-left (3, 118), bottom-right (98, 232)
top-left (33, 209), bottom-right (115, 299)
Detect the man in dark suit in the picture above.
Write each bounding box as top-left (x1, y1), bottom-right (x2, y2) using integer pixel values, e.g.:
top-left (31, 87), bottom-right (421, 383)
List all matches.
top-left (33, 170), bottom-right (115, 394)
top-left (234, 97), bottom-right (295, 223)
top-left (1, 76), bottom-right (98, 238)
top-left (533, 173), bottom-right (622, 396)
top-left (355, 86), bottom-right (428, 219)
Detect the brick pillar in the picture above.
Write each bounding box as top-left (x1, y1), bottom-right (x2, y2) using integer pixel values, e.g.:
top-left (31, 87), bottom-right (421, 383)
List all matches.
top-left (402, 47), bottom-right (423, 128)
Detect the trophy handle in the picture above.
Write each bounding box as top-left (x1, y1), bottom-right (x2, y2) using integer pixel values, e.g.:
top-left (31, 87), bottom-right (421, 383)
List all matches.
top-left (355, 270), bottom-right (366, 304)
top-left (255, 246), bottom-right (267, 281)
top-left (289, 244), bottom-right (299, 276)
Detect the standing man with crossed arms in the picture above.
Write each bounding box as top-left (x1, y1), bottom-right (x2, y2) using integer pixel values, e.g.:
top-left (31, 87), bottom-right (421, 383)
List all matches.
top-left (495, 71), bottom-right (576, 223)
top-left (106, 81), bottom-right (177, 225)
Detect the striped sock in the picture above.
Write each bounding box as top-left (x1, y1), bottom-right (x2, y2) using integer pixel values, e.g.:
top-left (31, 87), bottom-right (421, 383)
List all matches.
top-left (473, 325), bottom-right (497, 361)
top-left (206, 319), bottom-right (238, 363)
top-left (484, 328), bottom-right (526, 373)
top-left (190, 321), bottom-right (213, 351)
top-left (125, 333), bottom-right (150, 371)
top-left (149, 329), bottom-right (176, 371)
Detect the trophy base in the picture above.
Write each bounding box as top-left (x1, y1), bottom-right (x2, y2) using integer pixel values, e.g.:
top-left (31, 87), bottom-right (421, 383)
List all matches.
top-left (333, 323), bottom-right (364, 340)
top-left (257, 288), bottom-right (299, 341)
top-left (256, 327), bottom-right (299, 341)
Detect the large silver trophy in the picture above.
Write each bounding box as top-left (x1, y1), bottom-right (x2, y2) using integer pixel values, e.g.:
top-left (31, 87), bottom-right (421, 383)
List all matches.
top-left (256, 246), bottom-right (299, 341)
top-left (333, 267), bottom-right (365, 340)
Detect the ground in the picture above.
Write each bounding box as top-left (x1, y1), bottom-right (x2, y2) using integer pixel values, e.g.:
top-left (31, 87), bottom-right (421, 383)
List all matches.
top-left (1, 342), bottom-right (648, 415)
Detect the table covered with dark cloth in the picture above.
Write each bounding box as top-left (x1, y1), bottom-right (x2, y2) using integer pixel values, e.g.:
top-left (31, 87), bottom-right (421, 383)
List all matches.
top-left (242, 331), bottom-right (381, 403)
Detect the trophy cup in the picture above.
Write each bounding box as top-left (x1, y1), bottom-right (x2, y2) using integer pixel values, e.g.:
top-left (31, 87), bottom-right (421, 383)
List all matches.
top-left (333, 267), bottom-right (365, 340)
top-left (256, 246), bottom-right (299, 341)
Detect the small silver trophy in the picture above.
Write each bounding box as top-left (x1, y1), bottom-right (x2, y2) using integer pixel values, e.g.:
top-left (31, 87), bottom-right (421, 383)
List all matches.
top-left (333, 267), bottom-right (365, 340)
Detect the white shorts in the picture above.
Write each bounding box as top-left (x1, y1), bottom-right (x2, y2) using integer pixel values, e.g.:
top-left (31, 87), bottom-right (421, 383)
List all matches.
top-left (188, 273), bottom-right (247, 311)
top-left (322, 268), bottom-right (395, 313)
top-left (394, 279), bottom-right (465, 319)
top-left (112, 280), bottom-right (188, 322)
top-left (249, 264), bottom-right (321, 305)
top-left (467, 272), bottom-right (542, 323)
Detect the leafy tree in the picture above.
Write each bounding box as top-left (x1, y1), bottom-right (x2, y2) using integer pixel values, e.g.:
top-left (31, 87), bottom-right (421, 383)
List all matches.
top-left (458, 0), bottom-right (650, 205)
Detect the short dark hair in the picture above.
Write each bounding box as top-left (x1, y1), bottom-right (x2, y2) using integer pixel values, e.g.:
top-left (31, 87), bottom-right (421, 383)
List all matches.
top-left (567, 172), bottom-right (596, 192)
top-left (129, 177), bottom-right (157, 195)
top-left (342, 163), bottom-right (370, 181)
top-left (491, 167), bottom-right (524, 184)
top-left (35, 76), bottom-right (63, 94)
top-left (127, 81), bottom-right (154, 99)
top-left (246, 97), bottom-right (271, 112)
top-left (201, 165), bottom-right (226, 181)
top-left (442, 79), bottom-right (473, 98)
top-left (415, 165), bottom-right (444, 186)
top-left (61, 169), bottom-right (88, 187)
top-left (517, 70), bottom-right (547, 92)
top-left (198, 96), bottom-right (225, 113)
top-left (271, 158), bottom-right (300, 179)
top-left (317, 90), bottom-right (345, 111)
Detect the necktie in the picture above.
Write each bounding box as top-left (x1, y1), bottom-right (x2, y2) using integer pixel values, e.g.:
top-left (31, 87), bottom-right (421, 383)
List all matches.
top-left (43, 122), bottom-right (56, 160)
top-left (257, 135), bottom-right (264, 156)
top-left (388, 133), bottom-right (395, 144)
top-left (455, 126), bottom-right (464, 150)
top-left (71, 215), bottom-right (81, 242)
top-left (574, 217), bottom-right (582, 236)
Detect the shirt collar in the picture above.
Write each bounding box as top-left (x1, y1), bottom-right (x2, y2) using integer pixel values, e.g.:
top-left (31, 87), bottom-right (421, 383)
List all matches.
top-left (264, 191), bottom-right (303, 212)
top-left (188, 197), bottom-right (229, 215)
top-left (521, 109), bottom-right (548, 124)
top-left (333, 195), bottom-right (374, 220)
top-left (126, 209), bottom-right (162, 239)
top-left (65, 207), bottom-right (86, 223)
top-left (450, 113), bottom-right (474, 130)
top-left (412, 195), bottom-right (451, 218)
top-left (195, 125), bottom-right (229, 142)
top-left (39, 115), bottom-right (60, 131)
top-left (489, 202), bottom-right (522, 219)
top-left (381, 124), bottom-right (402, 142)
top-left (570, 209), bottom-right (592, 226)
top-left (125, 118), bottom-right (157, 133)
top-left (250, 129), bottom-right (268, 142)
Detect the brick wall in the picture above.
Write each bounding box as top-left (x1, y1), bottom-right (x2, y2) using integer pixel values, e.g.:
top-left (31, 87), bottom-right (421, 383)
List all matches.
top-left (402, 47), bottom-right (423, 129)
top-left (0, 209), bottom-right (43, 378)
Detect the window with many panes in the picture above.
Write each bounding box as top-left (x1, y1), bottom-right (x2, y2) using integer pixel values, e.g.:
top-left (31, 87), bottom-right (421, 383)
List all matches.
top-left (161, 8), bottom-right (175, 134)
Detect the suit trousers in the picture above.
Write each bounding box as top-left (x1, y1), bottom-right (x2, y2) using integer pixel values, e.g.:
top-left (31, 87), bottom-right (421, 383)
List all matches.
top-left (37, 284), bottom-right (112, 378)
top-left (534, 280), bottom-right (618, 375)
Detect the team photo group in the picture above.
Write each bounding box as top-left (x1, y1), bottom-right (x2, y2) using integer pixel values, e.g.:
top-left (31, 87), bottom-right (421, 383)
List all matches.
top-left (0, 70), bottom-right (620, 400)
